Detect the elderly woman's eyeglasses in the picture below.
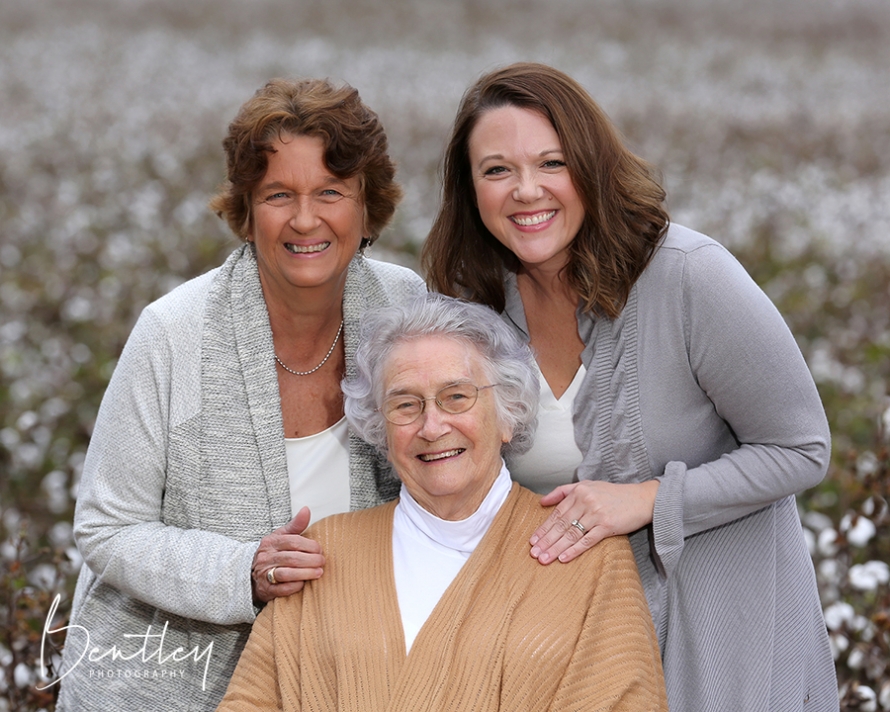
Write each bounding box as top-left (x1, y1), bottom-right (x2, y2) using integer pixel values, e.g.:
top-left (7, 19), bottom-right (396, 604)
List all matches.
top-left (381, 384), bottom-right (498, 425)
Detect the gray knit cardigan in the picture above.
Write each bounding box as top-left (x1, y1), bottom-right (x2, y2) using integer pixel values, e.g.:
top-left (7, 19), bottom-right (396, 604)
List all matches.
top-left (502, 224), bottom-right (838, 712)
top-left (56, 245), bottom-right (425, 711)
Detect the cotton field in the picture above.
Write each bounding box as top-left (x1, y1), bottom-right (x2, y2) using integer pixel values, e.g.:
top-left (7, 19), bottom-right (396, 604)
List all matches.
top-left (1, 0), bottom-right (889, 708)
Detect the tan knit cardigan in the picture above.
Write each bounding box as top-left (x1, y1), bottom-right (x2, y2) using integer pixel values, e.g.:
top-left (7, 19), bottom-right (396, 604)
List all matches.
top-left (217, 484), bottom-right (667, 712)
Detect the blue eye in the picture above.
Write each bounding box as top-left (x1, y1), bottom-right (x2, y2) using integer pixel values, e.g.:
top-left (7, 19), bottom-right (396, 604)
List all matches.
top-left (387, 397), bottom-right (421, 412)
top-left (483, 166), bottom-right (507, 176)
top-left (543, 160), bottom-right (566, 169)
top-left (442, 392), bottom-right (468, 404)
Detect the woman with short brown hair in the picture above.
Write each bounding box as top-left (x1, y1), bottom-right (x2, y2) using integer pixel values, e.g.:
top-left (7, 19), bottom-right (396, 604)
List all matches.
top-left (57, 77), bottom-right (424, 711)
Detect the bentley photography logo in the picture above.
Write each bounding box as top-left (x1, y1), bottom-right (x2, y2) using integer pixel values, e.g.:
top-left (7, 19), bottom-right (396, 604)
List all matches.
top-left (38, 595), bottom-right (214, 690)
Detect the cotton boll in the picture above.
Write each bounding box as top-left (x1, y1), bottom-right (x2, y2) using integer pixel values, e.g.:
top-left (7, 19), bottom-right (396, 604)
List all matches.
top-left (878, 681), bottom-right (890, 711)
top-left (848, 645), bottom-right (864, 669)
top-left (818, 527), bottom-right (839, 556)
top-left (802, 510), bottom-right (833, 532)
top-left (14, 663), bottom-right (33, 688)
top-left (65, 546), bottom-right (83, 573)
top-left (847, 516), bottom-right (877, 546)
top-left (28, 563), bottom-right (57, 590)
top-left (849, 682), bottom-right (877, 712)
top-left (856, 450), bottom-right (879, 478)
top-left (829, 633), bottom-right (849, 660)
top-left (802, 527), bottom-right (816, 556)
top-left (824, 601), bottom-right (855, 630)
top-left (849, 561), bottom-right (890, 591)
top-left (818, 558), bottom-right (840, 583)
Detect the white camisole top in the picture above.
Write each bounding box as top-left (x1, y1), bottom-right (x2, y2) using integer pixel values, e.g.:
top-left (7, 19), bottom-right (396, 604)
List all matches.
top-left (508, 364), bottom-right (586, 494)
top-left (284, 415), bottom-right (351, 525)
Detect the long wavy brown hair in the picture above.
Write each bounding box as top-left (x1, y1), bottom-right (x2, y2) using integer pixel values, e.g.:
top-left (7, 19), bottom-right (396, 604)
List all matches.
top-left (210, 77), bottom-right (402, 247)
top-left (422, 63), bottom-right (669, 318)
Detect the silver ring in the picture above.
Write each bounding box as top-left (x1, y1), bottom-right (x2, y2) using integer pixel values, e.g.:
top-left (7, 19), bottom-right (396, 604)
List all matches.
top-left (266, 567), bottom-right (278, 585)
top-left (570, 519), bottom-right (587, 535)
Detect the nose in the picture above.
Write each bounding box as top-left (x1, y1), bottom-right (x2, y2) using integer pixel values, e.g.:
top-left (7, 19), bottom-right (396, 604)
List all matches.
top-left (288, 196), bottom-right (322, 233)
top-left (512, 169), bottom-right (545, 203)
top-left (415, 401), bottom-right (452, 441)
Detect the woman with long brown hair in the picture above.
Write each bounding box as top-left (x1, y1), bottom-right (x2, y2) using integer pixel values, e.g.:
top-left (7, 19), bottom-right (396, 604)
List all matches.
top-left (424, 62), bottom-right (837, 711)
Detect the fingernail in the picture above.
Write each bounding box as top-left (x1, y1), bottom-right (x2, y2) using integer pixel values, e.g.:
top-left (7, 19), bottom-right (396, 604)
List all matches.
top-left (558, 553), bottom-right (568, 563)
top-left (539, 552), bottom-right (550, 564)
top-left (529, 534), bottom-right (539, 545)
top-left (530, 546), bottom-right (540, 558)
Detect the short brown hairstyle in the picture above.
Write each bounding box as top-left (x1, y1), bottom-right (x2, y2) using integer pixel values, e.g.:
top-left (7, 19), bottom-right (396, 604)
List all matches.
top-left (210, 78), bottom-right (402, 246)
top-left (422, 63), bottom-right (669, 318)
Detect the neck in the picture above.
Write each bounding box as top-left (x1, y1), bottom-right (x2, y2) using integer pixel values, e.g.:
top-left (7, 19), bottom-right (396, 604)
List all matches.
top-left (516, 265), bottom-right (578, 309)
top-left (260, 274), bottom-right (347, 341)
top-left (409, 466), bottom-right (501, 522)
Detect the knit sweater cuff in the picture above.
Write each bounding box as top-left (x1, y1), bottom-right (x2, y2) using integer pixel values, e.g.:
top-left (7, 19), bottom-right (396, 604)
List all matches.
top-left (652, 460), bottom-right (687, 578)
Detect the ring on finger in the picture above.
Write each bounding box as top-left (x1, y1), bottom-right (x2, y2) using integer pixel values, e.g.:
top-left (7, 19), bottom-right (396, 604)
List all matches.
top-left (570, 519), bottom-right (587, 535)
top-left (266, 567), bottom-right (278, 585)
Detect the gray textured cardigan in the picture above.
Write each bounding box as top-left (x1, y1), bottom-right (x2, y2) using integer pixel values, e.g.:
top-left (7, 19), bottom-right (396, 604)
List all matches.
top-left (503, 224), bottom-right (838, 712)
top-left (57, 246), bottom-right (425, 711)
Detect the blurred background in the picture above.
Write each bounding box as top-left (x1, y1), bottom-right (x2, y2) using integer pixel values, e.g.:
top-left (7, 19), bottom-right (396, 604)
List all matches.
top-left (1, 0), bottom-right (889, 709)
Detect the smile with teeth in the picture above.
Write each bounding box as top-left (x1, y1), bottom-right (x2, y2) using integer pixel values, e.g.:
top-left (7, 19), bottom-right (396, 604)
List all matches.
top-left (418, 448), bottom-right (464, 462)
top-left (510, 211), bottom-right (556, 227)
top-left (285, 241), bottom-right (330, 254)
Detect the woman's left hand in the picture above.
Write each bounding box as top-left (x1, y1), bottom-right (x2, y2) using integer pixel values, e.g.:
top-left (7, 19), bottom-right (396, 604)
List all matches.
top-left (530, 480), bottom-right (660, 564)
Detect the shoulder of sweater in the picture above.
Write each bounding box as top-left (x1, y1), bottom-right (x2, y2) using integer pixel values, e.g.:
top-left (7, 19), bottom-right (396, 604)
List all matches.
top-left (303, 501), bottom-right (398, 546)
top-left (654, 222), bottom-right (729, 258)
top-left (641, 222), bottom-right (746, 287)
top-left (513, 484), bottom-right (633, 568)
top-left (487, 493), bottom-right (641, 614)
top-left (139, 265), bottom-right (220, 328)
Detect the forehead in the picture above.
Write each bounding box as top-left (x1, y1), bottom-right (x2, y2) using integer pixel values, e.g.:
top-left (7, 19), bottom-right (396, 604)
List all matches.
top-left (469, 106), bottom-right (560, 154)
top-left (383, 336), bottom-right (487, 392)
top-left (263, 133), bottom-right (360, 187)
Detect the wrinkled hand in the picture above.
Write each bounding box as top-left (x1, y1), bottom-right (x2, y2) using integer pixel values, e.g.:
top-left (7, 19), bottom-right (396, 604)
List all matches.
top-left (529, 480), bottom-right (660, 564)
top-left (252, 507), bottom-right (325, 603)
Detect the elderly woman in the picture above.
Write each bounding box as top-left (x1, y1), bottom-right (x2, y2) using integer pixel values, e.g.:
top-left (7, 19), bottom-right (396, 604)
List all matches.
top-left (217, 295), bottom-right (667, 712)
top-left (423, 62), bottom-right (837, 711)
top-left (56, 78), bottom-right (425, 711)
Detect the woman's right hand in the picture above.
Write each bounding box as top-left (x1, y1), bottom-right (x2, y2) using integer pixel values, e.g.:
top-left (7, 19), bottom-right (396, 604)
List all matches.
top-left (251, 506), bottom-right (325, 603)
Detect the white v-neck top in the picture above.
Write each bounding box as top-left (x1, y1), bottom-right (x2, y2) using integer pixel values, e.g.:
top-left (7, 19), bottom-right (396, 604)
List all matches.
top-left (392, 463), bottom-right (512, 652)
top-left (508, 364), bottom-right (585, 494)
top-left (284, 416), bottom-right (351, 524)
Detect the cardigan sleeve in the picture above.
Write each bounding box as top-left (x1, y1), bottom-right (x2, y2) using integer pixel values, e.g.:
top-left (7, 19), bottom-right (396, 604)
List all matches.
top-left (217, 597), bottom-right (291, 711)
top-left (545, 538), bottom-right (668, 711)
top-left (652, 242), bottom-right (830, 573)
top-left (72, 301), bottom-right (260, 626)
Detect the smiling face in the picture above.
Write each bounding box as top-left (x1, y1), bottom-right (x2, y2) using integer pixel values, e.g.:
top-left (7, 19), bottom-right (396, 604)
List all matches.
top-left (468, 106), bottom-right (585, 276)
top-left (383, 335), bottom-right (512, 521)
top-left (249, 133), bottom-right (365, 302)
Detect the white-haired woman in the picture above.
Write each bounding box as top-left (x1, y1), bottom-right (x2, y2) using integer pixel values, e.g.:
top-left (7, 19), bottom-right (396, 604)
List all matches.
top-left (217, 295), bottom-right (667, 712)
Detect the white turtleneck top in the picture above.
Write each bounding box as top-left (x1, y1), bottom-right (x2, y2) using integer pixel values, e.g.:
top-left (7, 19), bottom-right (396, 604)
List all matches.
top-left (392, 463), bottom-right (512, 652)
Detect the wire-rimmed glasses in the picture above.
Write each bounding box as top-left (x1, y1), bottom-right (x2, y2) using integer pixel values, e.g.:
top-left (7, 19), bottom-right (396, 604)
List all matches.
top-left (380, 383), bottom-right (498, 425)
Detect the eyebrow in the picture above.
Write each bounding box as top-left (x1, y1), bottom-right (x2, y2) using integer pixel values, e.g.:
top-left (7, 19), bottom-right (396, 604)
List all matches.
top-left (257, 176), bottom-right (352, 192)
top-left (476, 148), bottom-right (564, 164)
top-left (383, 379), bottom-right (473, 398)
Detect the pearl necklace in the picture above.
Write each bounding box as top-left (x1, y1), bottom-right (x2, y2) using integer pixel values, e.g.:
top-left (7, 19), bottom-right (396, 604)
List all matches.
top-left (274, 320), bottom-right (343, 376)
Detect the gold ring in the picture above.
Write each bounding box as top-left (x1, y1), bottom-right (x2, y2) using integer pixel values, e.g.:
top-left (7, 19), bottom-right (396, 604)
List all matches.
top-left (570, 519), bottom-right (587, 535)
top-left (266, 567), bottom-right (278, 585)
